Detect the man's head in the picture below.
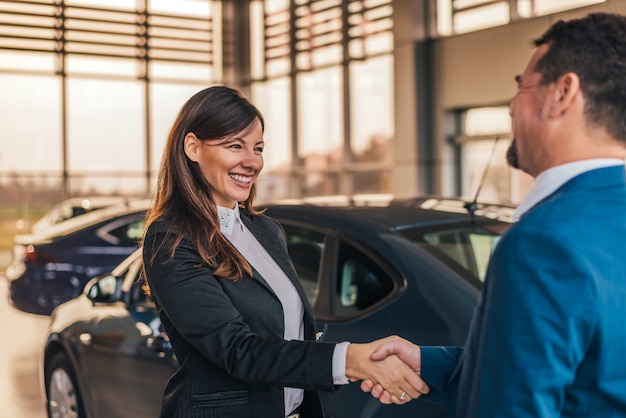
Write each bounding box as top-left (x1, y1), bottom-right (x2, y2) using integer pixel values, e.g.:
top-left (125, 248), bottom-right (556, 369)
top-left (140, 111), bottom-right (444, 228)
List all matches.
top-left (507, 13), bottom-right (626, 175)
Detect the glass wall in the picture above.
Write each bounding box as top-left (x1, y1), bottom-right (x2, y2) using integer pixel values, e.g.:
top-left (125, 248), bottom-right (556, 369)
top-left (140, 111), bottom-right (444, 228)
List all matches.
top-left (436, 0), bottom-right (606, 35)
top-left (250, 0), bottom-right (395, 202)
top-left (0, 0), bottom-right (217, 215)
top-left (0, 0), bottom-right (609, 212)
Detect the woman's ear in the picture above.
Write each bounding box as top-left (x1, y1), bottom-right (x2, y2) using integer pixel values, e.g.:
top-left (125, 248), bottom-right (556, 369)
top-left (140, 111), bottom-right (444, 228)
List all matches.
top-left (184, 132), bottom-right (200, 162)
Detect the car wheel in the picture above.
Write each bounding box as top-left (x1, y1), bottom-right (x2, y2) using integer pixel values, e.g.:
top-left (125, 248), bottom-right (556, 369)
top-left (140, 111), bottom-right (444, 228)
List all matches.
top-left (46, 352), bottom-right (86, 418)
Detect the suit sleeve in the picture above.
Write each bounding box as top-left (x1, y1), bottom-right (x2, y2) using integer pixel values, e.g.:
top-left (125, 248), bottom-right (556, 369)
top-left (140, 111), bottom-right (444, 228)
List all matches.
top-left (419, 346), bottom-right (462, 405)
top-left (454, 224), bottom-right (597, 417)
top-left (142, 224), bottom-right (337, 391)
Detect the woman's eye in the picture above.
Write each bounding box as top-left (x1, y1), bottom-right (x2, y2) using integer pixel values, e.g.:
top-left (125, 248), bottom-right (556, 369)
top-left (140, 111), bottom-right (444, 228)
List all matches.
top-left (229, 144), bottom-right (242, 149)
top-left (255, 147), bottom-right (264, 153)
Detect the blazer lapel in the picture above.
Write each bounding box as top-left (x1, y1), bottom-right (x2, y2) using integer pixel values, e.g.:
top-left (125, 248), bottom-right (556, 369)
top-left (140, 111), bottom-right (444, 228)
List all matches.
top-left (240, 213), bottom-right (317, 328)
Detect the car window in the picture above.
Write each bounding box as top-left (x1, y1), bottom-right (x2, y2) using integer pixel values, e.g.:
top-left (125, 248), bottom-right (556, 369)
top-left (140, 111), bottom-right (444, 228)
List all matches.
top-left (52, 204), bottom-right (76, 224)
top-left (333, 241), bottom-right (394, 318)
top-left (400, 224), bottom-right (504, 285)
top-left (119, 255), bottom-right (152, 306)
top-left (118, 255), bottom-right (161, 336)
top-left (282, 225), bottom-right (324, 306)
top-left (87, 274), bottom-right (123, 303)
top-left (106, 218), bottom-right (146, 245)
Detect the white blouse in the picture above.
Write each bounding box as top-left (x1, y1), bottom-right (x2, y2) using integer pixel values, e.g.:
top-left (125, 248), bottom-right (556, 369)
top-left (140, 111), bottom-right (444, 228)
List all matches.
top-left (218, 205), bottom-right (349, 416)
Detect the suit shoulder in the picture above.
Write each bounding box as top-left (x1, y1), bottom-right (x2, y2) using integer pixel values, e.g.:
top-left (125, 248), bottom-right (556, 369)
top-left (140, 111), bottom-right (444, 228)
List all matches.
top-left (244, 211), bottom-right (283, 232)
top-left (145, 217), bottom-right (179, 236)
top-left (523, 187), bottom-right (626, 229)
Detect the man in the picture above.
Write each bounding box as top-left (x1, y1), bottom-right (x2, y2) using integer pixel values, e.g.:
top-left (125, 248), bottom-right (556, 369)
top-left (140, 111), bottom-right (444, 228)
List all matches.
top-left (363, 12), bottom-right (626, 418)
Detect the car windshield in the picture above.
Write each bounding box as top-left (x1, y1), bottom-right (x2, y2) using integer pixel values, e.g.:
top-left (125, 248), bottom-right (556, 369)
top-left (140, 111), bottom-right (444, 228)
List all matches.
top-left (398, 222), bottom-right (509, 287)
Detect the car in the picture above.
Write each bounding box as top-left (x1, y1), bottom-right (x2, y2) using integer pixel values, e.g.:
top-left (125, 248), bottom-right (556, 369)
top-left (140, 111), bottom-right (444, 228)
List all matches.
top-left (30, 196), bottom-right (134, 234)
top-left (41, 196), bottom-right (515, 418)
top-left (43, 247), bottom-right (174, 418)
top-left (4, 199), bottom-right (151, 315)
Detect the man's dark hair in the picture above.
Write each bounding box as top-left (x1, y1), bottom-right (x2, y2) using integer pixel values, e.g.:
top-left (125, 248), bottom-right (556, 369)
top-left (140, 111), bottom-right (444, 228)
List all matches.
top-left (534, 12), bottom-right (626, 141)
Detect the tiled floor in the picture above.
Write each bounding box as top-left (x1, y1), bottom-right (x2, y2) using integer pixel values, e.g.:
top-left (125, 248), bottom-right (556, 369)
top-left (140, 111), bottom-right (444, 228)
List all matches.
top-left (0, 278), bottom-right (48, 418)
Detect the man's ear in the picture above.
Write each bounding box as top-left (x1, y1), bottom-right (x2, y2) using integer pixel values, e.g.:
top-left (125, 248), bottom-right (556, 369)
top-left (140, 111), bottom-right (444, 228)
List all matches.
top-left (549, 72), bottom-right (580, 118)
top-left (184, 132), bottom-right (201, 162)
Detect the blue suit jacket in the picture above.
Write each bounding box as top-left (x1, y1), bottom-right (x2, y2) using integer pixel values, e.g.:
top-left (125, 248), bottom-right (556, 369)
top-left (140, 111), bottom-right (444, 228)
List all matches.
top-left (420, 165), bottom-right (626, 417)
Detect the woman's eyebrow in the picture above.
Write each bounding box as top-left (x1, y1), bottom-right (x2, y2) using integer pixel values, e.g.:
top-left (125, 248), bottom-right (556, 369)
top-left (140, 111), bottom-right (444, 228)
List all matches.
top-left (218, 136), bottom-right (244, 144)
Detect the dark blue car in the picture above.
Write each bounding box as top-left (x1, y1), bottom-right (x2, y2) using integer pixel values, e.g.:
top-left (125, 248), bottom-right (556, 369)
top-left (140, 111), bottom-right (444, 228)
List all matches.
top-left (42, 196), bottom-right (514, 418)
top-left (5, 199), bottom-right (150, 315)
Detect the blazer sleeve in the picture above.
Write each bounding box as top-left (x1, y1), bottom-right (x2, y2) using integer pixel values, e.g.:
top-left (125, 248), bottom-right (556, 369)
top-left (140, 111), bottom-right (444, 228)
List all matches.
top-left (419, 346), bottom-right (462, 406)
top-left (418, 222), bottom-right (597, 418)
top-left (142, 222), bottom-right (337, 392)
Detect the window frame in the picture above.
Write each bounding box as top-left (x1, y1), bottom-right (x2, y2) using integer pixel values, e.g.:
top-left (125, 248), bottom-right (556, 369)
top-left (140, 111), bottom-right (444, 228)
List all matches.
top-left (278, 216), bottom-right (404, 323)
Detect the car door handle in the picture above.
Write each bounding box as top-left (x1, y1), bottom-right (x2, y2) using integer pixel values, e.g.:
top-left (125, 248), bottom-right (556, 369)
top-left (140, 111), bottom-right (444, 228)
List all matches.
top-left (79, 333), bottom-right (92, 346)
top-left (146, 334), bottom-right (170, 352)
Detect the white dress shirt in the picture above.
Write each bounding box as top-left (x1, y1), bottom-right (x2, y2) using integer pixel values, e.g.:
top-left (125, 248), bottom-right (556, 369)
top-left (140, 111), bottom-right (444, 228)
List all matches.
top-left (513, 158), bottom-right (625, 220)
top-left (218, 205), bottom-right (349, 416)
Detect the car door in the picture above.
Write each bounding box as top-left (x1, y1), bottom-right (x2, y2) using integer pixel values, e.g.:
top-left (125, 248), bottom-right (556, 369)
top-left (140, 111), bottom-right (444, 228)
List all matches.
top-left (80, 254), bottom-right (176, 418)
top-left (282, 221), bottom-right (446, 418)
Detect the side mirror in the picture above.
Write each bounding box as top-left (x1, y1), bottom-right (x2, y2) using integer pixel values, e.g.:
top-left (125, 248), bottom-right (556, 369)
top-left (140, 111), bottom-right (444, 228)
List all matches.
top-left (86, 274), bottom-right (122, 304)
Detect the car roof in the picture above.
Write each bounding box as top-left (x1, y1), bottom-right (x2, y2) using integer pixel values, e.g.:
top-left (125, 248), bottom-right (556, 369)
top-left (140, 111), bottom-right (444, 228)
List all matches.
top-left (31, 196), bottom-right (134, 229)
top-left (15, 198), bottom-right (152, 242)
top-left (264, 196), bottom-right (515, 231)
top-left (46, 195), bottom-right (132, 208)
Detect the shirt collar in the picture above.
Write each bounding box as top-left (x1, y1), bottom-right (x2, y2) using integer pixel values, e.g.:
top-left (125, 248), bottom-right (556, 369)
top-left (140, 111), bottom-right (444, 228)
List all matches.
top-left (513, 158), bottom-right (624, 220)
top-left (217, 204), bottom-right (242, 236)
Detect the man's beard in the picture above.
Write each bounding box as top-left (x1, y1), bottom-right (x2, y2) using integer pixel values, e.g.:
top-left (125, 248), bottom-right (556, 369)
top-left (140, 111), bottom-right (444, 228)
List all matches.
top-left (506, 138), bottom-right (519, 169)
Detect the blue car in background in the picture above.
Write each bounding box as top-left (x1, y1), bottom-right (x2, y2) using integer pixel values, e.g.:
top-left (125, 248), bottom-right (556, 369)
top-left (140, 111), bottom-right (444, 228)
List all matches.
top-left (4, 199), bottom-right (150, 315)
top-left (42, 196), bottom-right (515, 418)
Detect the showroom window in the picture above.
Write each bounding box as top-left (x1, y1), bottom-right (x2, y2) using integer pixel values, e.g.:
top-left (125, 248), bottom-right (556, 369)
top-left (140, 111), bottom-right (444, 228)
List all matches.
top-left (435, 0), bottom-right (606, 36)
top-left (249, 0), bottom-right (395, 202)
top-left (0, 0), bottom-right (217, 201)
top-left (455, 106), bottom-right (532, 203)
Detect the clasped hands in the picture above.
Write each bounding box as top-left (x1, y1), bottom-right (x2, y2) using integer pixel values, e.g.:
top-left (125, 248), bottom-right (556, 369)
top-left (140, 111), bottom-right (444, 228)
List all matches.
top-left (345, 336), bottom-right (427, 405)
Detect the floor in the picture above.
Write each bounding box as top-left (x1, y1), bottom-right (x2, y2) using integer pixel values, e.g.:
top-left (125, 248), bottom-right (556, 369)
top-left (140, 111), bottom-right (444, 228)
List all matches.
top-left (0, 276), bottom-right (48, 418)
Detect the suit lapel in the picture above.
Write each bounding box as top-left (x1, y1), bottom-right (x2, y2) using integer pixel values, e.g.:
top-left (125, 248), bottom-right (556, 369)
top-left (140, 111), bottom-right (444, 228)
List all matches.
top-left (239, 213), bottom-right (317, 328)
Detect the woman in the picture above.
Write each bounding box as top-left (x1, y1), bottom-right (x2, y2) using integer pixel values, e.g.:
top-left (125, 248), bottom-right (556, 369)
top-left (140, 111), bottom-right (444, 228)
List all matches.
top-left (141, 86), bottom-right (427, 418)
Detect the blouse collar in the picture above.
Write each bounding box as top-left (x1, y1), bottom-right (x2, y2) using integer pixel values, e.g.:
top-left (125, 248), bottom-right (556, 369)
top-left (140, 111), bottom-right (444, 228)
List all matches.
top-left (217, 204), bottom-right (241, 236)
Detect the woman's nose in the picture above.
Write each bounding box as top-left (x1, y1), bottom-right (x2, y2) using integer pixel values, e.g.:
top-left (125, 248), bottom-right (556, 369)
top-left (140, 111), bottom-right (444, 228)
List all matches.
top-left (242, 149), bottom-right (263, 169)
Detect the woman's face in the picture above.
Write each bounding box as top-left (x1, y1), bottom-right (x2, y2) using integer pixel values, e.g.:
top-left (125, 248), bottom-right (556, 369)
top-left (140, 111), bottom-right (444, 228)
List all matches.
top-left (185, 118), bottom-right (264, 208)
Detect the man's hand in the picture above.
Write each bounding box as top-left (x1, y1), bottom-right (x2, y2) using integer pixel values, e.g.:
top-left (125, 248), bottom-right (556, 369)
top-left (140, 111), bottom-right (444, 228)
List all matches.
top-left (346, 336), bottom-right (429, 405)
top-left (360, 337), bottom-right (424, 404)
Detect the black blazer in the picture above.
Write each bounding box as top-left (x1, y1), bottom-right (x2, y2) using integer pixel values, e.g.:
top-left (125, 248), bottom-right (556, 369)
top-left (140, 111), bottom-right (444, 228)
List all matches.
top-left (142, 209), bottom-right (337, 418)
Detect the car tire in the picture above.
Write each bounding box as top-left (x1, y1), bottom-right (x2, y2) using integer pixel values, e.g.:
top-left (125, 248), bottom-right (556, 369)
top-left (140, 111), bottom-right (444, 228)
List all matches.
top-left (46, 352), bottom-right (86, 418)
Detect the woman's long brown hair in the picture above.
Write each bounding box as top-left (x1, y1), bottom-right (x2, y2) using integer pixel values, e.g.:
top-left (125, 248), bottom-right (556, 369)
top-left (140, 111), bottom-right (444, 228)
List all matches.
top-left (143, 86), bottom-right (264, 284)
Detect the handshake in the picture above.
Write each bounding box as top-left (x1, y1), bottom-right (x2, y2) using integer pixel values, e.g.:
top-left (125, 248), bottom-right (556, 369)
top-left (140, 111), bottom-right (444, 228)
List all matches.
top-left (345, 336), bottom-right (428, 405)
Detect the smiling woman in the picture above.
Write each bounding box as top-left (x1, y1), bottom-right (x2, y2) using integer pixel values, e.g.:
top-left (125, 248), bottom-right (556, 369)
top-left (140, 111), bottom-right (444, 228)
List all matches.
top-left (140, 85), bottom-right (430, 418)
top-left (183, 120), bottom-right (265, 208)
